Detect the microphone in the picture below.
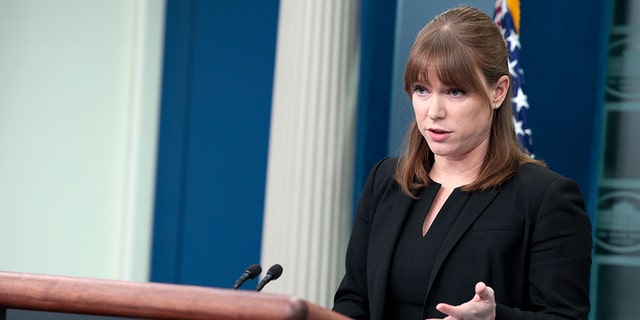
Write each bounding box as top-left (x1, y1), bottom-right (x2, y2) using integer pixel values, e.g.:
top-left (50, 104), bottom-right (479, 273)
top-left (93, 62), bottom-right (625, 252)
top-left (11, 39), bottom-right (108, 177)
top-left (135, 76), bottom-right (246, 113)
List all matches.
top-left (256, 264), bottom-right (283, 292)
top-left (232, 264), bottom-right (262, 289)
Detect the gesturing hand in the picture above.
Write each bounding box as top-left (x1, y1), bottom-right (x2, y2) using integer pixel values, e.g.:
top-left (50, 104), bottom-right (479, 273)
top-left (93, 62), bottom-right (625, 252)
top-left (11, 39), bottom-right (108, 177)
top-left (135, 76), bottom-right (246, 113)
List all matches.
top-left (425, 282), bottom-right (496, 320)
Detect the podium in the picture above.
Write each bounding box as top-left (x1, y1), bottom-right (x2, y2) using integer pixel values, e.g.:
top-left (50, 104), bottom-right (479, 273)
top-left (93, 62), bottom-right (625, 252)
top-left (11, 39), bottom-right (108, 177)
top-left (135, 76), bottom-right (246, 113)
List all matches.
top-left (0, 271), bottom-right (349, 320)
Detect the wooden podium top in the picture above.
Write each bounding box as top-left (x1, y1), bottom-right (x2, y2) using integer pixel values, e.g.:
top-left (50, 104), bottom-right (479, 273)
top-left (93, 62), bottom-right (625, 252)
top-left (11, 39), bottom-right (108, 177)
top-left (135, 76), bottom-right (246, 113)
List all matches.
top-left (0, 271), bottom-right (349, 320)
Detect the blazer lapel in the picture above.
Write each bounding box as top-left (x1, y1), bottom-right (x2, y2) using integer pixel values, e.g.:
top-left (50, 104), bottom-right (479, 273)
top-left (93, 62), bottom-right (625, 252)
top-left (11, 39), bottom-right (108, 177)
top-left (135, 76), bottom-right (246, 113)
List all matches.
top-left (369, 191), bottom-right (415, 320)
top-left (425, 189), bottom-right (500, 297)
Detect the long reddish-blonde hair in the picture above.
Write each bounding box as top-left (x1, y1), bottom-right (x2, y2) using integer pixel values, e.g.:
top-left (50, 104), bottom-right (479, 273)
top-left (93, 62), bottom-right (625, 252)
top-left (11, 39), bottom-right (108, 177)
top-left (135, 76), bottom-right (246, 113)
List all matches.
top-left (395, 6), bottom-right (542, 197)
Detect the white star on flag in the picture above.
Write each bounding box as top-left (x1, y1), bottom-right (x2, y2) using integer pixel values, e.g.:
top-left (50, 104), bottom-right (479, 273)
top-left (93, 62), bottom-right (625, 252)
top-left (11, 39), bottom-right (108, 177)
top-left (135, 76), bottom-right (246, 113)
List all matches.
top-left (514, 119), bottom-right (525, 136)
top-left (506, 32), bottom-right (521, 52)
top-left (512, 87), bottom-right (529, 113)
top-left (508, 59), bottom-right (518, 77)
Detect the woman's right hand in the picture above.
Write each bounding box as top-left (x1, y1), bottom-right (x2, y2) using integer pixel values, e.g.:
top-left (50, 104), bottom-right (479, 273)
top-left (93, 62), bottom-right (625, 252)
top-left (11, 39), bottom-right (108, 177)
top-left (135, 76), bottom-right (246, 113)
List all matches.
top-left (425, 282), bottom-right (496, 320)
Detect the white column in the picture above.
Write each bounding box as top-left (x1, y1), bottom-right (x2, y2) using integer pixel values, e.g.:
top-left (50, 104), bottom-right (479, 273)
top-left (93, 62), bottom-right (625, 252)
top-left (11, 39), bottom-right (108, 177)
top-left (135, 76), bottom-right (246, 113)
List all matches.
top-left (261, 0), bottom-right (361, 308)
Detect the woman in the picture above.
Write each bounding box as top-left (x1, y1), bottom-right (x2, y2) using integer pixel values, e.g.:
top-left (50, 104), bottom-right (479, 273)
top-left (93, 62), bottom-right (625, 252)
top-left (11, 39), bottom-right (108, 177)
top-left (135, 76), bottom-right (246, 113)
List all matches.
top-left (332, 6), bottom-right (592, 320)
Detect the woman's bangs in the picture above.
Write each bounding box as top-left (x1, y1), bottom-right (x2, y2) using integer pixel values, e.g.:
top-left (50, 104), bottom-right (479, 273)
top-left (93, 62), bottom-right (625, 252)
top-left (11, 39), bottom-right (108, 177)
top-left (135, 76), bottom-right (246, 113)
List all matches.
top-left (431, 41), bottom-right (479, 91)
top-left (405, 35), bottom-right (484, 95)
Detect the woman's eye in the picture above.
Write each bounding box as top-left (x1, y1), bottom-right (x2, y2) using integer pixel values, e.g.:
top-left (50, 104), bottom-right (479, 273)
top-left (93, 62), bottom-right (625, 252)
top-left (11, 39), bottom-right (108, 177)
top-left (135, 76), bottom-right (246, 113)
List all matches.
top-left (449, 89), bottom-right (465, 97)
top-left (414, 86), bottom-right (428, 95)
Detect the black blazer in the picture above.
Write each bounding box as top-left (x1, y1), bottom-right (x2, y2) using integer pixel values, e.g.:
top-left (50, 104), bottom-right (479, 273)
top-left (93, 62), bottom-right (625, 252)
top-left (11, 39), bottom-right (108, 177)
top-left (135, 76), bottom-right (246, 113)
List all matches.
top-left (333, 158), bottom-right (592, 320)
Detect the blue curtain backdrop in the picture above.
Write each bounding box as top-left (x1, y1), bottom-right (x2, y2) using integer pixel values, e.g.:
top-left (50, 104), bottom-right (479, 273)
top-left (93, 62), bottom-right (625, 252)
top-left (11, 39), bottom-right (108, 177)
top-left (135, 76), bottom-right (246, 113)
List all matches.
top-left (151, 0), bottom-right (279, 288)
top-left (520, 0), bottom-right (609, 216)
top-left (352, 0), bottom-right (397, 213)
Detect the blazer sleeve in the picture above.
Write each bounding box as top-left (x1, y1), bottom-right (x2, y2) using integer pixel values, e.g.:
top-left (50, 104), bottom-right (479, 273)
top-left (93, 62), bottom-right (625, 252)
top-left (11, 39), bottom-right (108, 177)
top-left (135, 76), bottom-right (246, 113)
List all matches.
top-left (497, 177), bottom-right (593, 320)
top-left (332, 158), bottom-right (390, 319)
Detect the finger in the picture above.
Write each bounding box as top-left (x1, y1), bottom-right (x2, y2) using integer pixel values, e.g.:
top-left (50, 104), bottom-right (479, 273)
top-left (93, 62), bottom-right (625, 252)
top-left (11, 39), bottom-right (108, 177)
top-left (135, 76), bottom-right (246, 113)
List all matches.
top-left (470, 282), bottom-right (485, 302)
top-left (475, 281), bottom-right (495, 301)
top-left (435, 303), bottom-right (462, 318)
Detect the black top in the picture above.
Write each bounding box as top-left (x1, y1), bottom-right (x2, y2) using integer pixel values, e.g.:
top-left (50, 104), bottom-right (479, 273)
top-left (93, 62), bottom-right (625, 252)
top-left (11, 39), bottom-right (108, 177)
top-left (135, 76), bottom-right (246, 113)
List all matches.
top-left (384, 183), bottom-right (471, 319)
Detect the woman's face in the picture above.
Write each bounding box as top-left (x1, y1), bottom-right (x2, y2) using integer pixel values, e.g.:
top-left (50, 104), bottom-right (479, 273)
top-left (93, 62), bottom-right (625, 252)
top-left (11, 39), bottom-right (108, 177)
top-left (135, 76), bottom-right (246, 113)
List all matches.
top-left (411, 69), bottom-right (495, 162)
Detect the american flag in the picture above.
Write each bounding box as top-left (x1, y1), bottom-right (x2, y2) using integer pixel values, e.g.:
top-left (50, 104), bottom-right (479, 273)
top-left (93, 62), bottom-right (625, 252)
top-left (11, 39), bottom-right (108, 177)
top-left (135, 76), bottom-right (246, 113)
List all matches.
top-left (493, 0), bottom-right (534, 157)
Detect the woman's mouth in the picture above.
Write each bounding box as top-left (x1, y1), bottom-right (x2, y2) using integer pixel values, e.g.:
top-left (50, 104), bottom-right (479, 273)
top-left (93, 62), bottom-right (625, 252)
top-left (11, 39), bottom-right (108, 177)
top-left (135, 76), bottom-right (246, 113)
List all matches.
top-left (428, 128), bottom-right (451, 141)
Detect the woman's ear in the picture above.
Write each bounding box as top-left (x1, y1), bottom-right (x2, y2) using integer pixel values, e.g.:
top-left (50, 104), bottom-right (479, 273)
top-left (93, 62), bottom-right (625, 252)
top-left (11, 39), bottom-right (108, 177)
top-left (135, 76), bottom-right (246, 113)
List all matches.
top-left (492, 75), bottom-right (510, 107)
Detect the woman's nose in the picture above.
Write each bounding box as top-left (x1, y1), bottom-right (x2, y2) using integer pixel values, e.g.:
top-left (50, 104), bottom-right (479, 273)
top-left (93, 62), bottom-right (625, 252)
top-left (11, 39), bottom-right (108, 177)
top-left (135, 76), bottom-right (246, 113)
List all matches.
top-left (427, 98), bottom-right (445, 120)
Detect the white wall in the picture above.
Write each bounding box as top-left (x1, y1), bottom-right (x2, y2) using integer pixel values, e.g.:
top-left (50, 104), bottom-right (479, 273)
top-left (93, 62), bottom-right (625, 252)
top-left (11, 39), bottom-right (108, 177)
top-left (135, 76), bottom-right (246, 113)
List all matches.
top-left (0, 0), bottom-right (165, 281)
